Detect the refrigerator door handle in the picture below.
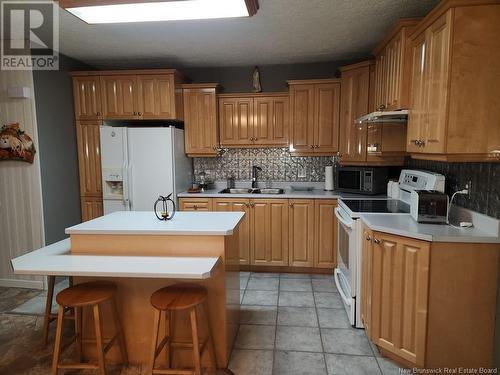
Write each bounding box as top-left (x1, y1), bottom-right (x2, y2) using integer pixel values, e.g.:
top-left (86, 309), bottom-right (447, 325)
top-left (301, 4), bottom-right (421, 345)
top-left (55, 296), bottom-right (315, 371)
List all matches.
top-left (127, 161), bottom-right (133, 210)
top-left (122, 159), bottom-right (129, 207)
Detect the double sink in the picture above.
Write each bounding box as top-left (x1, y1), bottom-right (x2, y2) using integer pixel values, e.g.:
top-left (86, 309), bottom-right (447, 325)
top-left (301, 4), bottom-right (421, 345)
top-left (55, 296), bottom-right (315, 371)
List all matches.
top-left (219, 188), bottom-right (285, 195)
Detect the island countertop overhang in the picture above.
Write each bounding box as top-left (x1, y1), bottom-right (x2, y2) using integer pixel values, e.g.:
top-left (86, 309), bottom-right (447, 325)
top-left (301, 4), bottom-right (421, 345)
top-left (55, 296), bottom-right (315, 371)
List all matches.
top-left (65, 211), bottom-right (245, 236)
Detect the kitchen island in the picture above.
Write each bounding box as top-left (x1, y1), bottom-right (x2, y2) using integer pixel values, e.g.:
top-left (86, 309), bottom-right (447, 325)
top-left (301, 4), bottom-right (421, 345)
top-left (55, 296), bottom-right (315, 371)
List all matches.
top-left (12, 211), bottom-right (244, 369)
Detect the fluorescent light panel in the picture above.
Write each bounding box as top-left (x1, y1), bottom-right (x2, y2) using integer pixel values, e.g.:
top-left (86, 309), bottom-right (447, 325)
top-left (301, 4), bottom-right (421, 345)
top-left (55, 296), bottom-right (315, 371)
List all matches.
top-left (66, 0), bottom-right (251, 24)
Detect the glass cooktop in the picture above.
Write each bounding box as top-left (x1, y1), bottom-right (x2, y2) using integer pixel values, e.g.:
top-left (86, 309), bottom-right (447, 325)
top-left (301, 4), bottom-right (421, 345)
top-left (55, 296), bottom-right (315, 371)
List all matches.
top-left (341, 199), bottom-right (410, 214)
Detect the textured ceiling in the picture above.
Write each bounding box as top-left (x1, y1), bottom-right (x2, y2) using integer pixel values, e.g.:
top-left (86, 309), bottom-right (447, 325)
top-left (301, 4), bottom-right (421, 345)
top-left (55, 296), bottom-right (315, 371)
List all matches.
top-left (58, 0), bottom-right (438, 69)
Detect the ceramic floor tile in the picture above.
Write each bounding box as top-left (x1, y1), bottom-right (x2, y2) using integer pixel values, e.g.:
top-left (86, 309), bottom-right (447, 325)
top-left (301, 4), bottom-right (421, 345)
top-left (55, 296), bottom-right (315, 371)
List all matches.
top-left (234, 324), bottom-right (276, 350)
top-left (240, 276), bottom-right (249, 290)
top-left (377, 357), bottom-right (403, 375)
top-left (277, 307), bottom-right (318, 327)
top-left (275, 326), bottom-right (323, 352)
top-left (314, 292), bottom-right (343, 308)
top-left (242, 290), bottom-right (278, 306)
top-left (240, 290), bottom-right (245, 304)
top-left (250, 272), bottom-right (280, 278)
top-left (279, 273), bottom-right (312, 279)
top-left (325, 353), bottom-right (381, 375)
top-left (321, 328), bottom-right (373, 356)
top-left (240, 305), bottom-right (277, 325)
top-left (312, 279), bottom-right (337, 293)
top-left (273, 350), bottom-right (327, 375)
top-left (228, 349), bottom-right (273, 375)
top-left (278, 291), bottom-right (314, 307)
top-left (311, 274), bottom-right (334, 279)
top-left (239, 272), bottom-right (251, 278)
top-left (317, 308), bottom-right (351, 329)
top-left (279, 278), bottom-right (312, 292)
top-left (247, 277), bottom-right (279, 291)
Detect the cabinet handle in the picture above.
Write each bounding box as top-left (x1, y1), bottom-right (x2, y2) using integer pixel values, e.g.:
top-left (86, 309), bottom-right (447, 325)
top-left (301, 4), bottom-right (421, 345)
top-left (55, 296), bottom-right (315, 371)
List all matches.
top-left (377, 104), bottom-right (386, 111)
top-left (373, 238), bottom-right (380, 244)
top-left (419, 140), bottom-right (426, 148)
top-left (310, 145), bottom-right (314, 149)
top-left (96, 111), bottom-right (101, 116)
top-left (315, 145), bottom-right (319, 148)
top-left (337, 152), bottom-right (343, 158)
top-left (193, 205), bottom-right (198, 210)
top-left (138, 112), bottom-right (142, 116)
top-left (366, 235), bottom-right (371, 241)
top-left (289, 203), bottom-right (294, 208)
top-left (133, 111), bottom-right (137, 116)
top-left (251, 203), bottom-right (255, 208)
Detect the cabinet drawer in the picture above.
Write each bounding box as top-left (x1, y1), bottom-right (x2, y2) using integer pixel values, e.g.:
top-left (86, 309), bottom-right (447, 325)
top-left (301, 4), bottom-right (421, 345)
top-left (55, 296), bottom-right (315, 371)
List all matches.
top-left (179, 198), bottom-right (213, 211)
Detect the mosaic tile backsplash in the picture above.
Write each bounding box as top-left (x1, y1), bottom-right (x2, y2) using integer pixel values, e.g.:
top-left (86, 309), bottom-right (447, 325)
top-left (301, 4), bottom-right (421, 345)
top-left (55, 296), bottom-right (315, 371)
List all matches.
top-left (193, 148), bottom-right (336, 183)
top-left (407, 159), bottom-right (500, 219)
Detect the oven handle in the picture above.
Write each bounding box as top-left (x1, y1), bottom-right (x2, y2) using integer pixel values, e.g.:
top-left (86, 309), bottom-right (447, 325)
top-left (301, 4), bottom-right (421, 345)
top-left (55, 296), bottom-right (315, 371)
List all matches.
top-left (335, 207), bottom-right (353, 230)
top-left (334, 269), bottom-right (352, 307)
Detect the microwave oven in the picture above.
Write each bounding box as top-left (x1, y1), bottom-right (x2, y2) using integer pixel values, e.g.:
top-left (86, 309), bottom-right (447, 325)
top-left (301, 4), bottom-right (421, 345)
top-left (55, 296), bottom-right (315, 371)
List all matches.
top-left (336, 167), bottom-right (388, 195)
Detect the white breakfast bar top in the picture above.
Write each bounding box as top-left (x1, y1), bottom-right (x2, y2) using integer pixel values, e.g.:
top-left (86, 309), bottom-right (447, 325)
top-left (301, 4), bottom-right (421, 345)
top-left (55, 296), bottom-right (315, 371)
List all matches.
top-left (11, 239), bottom-right (220, 279)
top-left (65, 211), bottom-right (245, 236)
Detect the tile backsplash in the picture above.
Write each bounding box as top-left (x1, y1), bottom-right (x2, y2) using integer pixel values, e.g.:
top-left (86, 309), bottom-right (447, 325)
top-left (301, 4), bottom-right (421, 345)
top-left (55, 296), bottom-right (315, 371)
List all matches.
top-left (407, 159), bottom-right (500, 219)
top-left (193, 148), bottom-right (336, 183)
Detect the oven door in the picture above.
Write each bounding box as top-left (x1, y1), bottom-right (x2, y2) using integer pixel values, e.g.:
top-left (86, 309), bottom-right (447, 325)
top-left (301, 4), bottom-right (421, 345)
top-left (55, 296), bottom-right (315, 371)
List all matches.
top-left (334, 207), bottom-right (357, 315)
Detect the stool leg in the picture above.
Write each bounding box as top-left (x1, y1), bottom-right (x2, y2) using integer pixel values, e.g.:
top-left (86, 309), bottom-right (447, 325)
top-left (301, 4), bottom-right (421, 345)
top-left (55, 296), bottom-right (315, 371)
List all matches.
top-left (43, 275), bottom-right (55, 345)
top-left (74, 306), bottom-right (83, 362)
top-left (148, 309), bottom-right (161, 375)
top-left (93, 305), bottom-right (107, 375)
top-left (202, 302), bottom-right (217, 370)
top-left (189, 308), bottom-right (202, 375)
top-left (165, 310), bottom-right (172, 369)
top-left (111, 297), bottom-right (129, 365)
top-left (50, 305), bottom-right (65, 375)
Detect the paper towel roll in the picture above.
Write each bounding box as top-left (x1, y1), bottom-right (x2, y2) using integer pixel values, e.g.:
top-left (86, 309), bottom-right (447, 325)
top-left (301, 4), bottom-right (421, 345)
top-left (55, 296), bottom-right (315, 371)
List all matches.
top-left (325, 166), bottom-right (334, 191)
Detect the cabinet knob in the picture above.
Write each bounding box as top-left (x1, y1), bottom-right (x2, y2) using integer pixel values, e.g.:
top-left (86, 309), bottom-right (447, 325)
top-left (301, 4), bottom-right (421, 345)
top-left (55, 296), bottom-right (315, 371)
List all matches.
top-left (419, 140), bottom-right (426, 148)
top-left (138, 112), bottom-right (142, 116)
top-left (96, 111), bottom-right (101, 116)
top-left (373, 238), bottom-right (380, 244)
top-left (310, 145), bottom-right (314, 149)
top-left (133, 111), bottom-right (137, 115)
top-left (377, 104), bottom-right (386, 111)
top-left (337, 152), bottom-right (343, 158)
top-left (251, 203), bottom-right (255, 208)
top-left (366, 235), bottom-right (371, 241)
top-left (193, 205), bottom-right (198, 210)
top-left (289, 203), bottom-right (294, 208)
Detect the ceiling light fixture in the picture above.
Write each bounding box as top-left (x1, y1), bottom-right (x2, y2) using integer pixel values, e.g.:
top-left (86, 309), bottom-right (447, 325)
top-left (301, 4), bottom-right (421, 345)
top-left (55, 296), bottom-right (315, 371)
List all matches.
top-left (59, 0), bottom-right (259, 24)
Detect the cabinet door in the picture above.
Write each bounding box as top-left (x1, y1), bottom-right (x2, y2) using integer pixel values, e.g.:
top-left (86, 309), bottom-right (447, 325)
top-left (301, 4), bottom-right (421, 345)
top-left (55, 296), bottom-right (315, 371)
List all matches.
top-left (371, 232), bottom-right (430, 366)
top-left (251, 199), bottom-right (289, 266)
top-left (100, 76), bottom-right (138, 119)
top-left (339, 66), bottom-right (370, 162)
top-left (314, 83), bottom-right (341, 153)
top-left (80, 197), bottom-right (103, 222)
top-left (360, 226), bottom-right (373, 337)
top-left (214, 199), bottom-right (251, 265)
top-left (407, 32), bottom-right (427, 153)
top-left (423, 12), bottom-right (451, 154)
top-left (219, 97), bottom-right (254, 146)
top-left (178, 198), bottom-right (213, 211)
top-left (183, 87), bottom-right (218, 156)
top-left (254, 96), bottom-right (289, 146)
top-left (314, 199), bottom-right (337, 268)
top-left (76, 120), bottom-right (102, 197)
top-left (288, 199), bottom-right (315, 267)
top-left (289, 84), bottom-right (315, 153)
top-left (137, 75), bottom-right (176, 119)
top-left (73, 76), bottom-right (102, 119)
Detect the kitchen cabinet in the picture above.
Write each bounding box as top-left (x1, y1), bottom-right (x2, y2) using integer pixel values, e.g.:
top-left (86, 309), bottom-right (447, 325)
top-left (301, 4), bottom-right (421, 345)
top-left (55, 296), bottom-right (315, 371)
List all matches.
top-left (183, 84), bottom-right (219, 157)
top-left (218, 93), bottom-right (289, 147)
top-left (407, 2), bottom-right (500, 161)
top-left (100, 75), bottom-right (138, 119)
top-left (288, 199), bottom-right (315, 267)
top-left (360, 225), bottom-right (373, 337)
top-left (76, 120), bottom-right (102, 197)
top-left (339, 61), bottom-right (406, 166)
top-left (214, 198), bottom-right (251, 265)
top-left (80, 197), bottom-right (103, 222)
top-left (251, 199), bottom-right (289, 266)
top-left (372, 18), bottom-right (420, 111)
top-left (314, 199), bottom-right (337, 268)
top-left (178, 198), bottom-right (213, 211)
top-left (137, 74), bottom-right (180, 120)
top-left (288, 79), bottom-right (341, 155)
top-left (72, 76), bottom-right (102, 120)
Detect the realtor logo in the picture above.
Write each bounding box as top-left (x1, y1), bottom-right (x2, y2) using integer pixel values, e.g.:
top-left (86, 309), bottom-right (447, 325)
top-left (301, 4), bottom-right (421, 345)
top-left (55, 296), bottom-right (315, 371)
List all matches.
top-left (1, 1), bottom-right (59, 70)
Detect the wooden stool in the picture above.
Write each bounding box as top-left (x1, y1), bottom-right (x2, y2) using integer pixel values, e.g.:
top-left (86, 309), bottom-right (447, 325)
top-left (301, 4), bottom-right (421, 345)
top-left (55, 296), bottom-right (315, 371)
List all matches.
top-left (51, 281), bottom-right (128, 375)
top-left (43, 276), bottom-right (74, 345)
top-left (148, 283), bottom-right (216, 375)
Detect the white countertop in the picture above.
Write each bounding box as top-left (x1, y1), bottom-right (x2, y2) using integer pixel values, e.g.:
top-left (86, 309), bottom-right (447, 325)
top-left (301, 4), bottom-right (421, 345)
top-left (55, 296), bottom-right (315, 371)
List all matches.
top-left (11, 239), bottom-right (219, 279)
top-left (360, 214), bottom-right (500, 243)
top-left (66, 211), bottom-right (244, 236)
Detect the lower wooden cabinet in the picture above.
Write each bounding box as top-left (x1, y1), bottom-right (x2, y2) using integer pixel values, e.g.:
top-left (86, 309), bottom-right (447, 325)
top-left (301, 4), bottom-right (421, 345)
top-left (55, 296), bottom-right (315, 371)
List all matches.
top-left (360, 226), bottom-right (373, 337)
top-left (80, 197), bottom-right (103, 222)
top-left (179, 197), bottom-right (337, 269)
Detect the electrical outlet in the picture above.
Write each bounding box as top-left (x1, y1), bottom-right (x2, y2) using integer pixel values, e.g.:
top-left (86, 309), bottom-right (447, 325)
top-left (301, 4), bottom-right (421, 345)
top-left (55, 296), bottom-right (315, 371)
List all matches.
top-left (297, 165), bottom-right (307, 178)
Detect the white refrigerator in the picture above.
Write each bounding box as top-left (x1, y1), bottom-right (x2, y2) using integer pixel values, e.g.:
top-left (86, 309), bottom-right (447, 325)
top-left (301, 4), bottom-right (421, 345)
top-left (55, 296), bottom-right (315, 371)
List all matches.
top-left (100, 126), bottom-right (192, 214)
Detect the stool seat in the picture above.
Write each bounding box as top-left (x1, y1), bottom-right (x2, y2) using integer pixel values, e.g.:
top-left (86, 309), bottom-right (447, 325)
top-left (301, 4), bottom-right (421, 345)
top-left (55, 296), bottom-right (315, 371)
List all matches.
top-left (150, 284), bottom-right (207, 311)
top-left (56, 281), bottom-right (116, 307)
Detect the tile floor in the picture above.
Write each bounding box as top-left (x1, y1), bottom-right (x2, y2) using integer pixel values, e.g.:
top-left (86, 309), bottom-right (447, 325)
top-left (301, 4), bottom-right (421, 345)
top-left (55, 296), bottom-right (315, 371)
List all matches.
top-left (231, 272), bottom-right (402, 375)
top-left (0, 273), bottom-right (403, 374)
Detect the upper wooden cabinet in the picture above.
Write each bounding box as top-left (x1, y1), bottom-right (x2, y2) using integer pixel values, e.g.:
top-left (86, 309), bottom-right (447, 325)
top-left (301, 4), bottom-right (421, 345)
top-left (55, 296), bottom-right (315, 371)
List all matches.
top-left (218, 93), bottom-right (289, 147)
top-left (183, 84), bottom-right (219, 157)
top-left (339, 61), bottom-right (406, 166)
top-left (288, 79), bottom-right (341, 156)
top-left (73, 76), bottom-right (102, 120)
top-left (372, 18), bottom-right (421, 111)
top-left (137, 74), bottom-right (180, 119)
top-left (100, 75), bottom-right (138, 119)
top-left (407, 2), bottom-right (500, 162)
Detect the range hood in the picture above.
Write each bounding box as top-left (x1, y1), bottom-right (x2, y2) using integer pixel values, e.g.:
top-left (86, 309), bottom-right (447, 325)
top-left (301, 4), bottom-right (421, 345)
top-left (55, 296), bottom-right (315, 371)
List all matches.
top-left (355, 110), bottom-right (408, 124)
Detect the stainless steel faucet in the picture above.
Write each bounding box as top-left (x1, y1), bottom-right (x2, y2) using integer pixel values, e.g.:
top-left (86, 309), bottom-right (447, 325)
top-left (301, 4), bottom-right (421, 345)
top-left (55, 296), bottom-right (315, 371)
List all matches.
top-left (252, 166), bottom-right (262, 188)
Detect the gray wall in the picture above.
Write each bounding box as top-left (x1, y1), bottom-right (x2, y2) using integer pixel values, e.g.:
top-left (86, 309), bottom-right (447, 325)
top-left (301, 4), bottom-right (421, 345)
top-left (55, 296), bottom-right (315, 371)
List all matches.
top-left (33, 54), bottom-right (93, 244)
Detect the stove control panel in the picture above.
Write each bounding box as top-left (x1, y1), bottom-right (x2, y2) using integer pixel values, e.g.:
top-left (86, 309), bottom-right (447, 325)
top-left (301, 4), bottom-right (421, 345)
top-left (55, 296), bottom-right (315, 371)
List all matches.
top-left (398, 169), bottom-right (445, 193)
